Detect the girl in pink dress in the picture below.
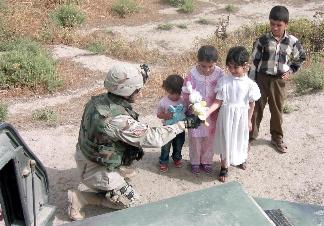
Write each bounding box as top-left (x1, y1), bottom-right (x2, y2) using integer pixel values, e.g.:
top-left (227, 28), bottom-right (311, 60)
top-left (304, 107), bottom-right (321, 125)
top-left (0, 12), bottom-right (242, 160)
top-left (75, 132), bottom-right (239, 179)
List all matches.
top-left (182, 45), bottom-right (225, 174)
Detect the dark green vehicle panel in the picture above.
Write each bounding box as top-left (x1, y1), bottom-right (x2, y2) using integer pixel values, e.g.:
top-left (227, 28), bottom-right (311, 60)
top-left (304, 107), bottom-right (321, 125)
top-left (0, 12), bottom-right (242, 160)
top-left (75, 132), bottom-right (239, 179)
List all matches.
top-left (0, 123), bottom-right (56, 226)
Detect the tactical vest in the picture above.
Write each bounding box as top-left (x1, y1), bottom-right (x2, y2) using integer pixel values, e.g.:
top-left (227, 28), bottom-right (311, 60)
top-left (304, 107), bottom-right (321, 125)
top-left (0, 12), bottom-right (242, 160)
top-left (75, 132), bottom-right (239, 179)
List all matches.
top-left (78, 93), bottom-right (139, 170)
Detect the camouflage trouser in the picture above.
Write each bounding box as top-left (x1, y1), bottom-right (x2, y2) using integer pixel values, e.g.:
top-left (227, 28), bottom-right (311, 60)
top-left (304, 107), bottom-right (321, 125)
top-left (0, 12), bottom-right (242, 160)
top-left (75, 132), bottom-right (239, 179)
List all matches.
top-left (74, 145), bottom-right (127, 192)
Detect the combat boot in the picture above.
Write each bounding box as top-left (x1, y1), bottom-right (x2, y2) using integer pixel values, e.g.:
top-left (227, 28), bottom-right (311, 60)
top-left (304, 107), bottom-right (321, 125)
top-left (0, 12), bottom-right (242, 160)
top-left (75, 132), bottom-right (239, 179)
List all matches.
top-left (118, 166), bottom-right (136, 179)
top-left (101, 194), bottom-right (130, 210)
top-left (67, 190), bottom-right (102, 221)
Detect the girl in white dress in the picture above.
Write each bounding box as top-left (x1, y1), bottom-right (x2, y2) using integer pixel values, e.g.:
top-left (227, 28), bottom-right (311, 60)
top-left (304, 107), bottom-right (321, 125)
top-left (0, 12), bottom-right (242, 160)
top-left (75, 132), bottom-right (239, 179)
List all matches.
top-left (207, 46), bottom-right (261, 182)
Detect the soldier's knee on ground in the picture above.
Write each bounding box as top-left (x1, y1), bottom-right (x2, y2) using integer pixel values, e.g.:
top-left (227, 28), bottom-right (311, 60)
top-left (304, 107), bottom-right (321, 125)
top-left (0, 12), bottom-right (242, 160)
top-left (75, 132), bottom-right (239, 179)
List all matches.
top-left (101, 183), bottom-right (138, 210)
top-left (118, 166), bottom-right (136, 179)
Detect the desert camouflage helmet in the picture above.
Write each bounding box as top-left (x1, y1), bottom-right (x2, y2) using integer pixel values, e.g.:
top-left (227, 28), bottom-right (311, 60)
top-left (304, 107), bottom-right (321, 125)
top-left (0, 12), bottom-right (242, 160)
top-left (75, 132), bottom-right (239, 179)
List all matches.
top-left (104, 64), bottom-right (144, 96)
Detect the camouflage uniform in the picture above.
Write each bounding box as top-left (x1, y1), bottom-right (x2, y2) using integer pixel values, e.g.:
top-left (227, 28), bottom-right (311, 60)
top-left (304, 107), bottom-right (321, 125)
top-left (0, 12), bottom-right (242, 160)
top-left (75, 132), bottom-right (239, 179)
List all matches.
top-left (75, 92), bottom-right (185, 193)
top-left (68, 64), bottom-right (193, 221)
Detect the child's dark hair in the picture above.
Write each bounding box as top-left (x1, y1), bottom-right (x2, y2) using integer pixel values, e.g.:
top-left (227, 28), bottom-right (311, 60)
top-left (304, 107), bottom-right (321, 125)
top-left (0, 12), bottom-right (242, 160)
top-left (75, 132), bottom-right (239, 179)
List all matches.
top-left (226, 46), bottom-right (249, 66)
top-left (162, 74), bottom-right (184, 94)
top-left (197, 45), bottom-right (218, 62)
top-left (269, 5), bottom-right (289, 23)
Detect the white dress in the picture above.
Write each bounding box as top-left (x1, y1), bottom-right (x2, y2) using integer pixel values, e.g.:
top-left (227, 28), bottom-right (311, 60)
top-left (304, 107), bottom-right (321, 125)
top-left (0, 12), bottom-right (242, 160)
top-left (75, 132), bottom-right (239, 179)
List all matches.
top-left (214, 74), bottom-right (261, 166)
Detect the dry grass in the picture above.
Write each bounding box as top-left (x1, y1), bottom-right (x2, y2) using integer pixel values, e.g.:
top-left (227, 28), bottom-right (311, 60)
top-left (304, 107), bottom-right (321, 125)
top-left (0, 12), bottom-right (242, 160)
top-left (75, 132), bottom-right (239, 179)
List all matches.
top-left (141, 51), bottom-right (196, 98)
top-left (3, 0), bottom-right (171, 40)
top-left (75, 30), bottom-right (163, 63)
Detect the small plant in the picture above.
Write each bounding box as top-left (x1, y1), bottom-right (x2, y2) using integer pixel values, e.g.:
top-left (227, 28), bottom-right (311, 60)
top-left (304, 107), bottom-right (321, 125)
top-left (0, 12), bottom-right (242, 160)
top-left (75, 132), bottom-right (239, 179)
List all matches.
top-left (166, 0), bottom-right (184, 7)
top-left (0, 38), bottom-right (62, 92)
top-left (112, 0), bottom-right (139, 18)
top-left (179, 0), bottom-right (194, 13)
top-left (50, 4), bottom-right (85, 28)
top-left (177, 24), bottom-right (187, 29)
top-left (0, 0), bottom-right (7, 11)
top-left (86, 42), bottom-right (105, 54)
top-left (197, 18), bottom-right (210, 25)
top-left (32, 108), bottom-right (58, 125)
top-left (224, 4), bottom-right (238, 14)
top-left (0, 102), bottom-right (8, 122)
top-left (294, 59), bottom-right (324, 94)
top-left (283, 104), bottom-right (297, 114)
top-left (157, 23), bottom-right (173, 30)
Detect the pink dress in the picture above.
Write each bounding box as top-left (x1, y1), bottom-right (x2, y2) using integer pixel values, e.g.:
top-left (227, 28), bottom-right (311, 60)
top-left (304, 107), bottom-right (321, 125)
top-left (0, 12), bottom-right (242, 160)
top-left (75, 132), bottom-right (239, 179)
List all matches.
top-left (182, 65), bottom-right (224, 165)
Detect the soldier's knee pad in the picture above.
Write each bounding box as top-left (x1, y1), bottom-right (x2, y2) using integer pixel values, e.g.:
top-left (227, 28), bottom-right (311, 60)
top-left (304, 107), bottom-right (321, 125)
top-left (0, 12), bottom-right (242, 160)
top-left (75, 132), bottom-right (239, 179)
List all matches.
top-left (102, 184), bottom-right (138, 209)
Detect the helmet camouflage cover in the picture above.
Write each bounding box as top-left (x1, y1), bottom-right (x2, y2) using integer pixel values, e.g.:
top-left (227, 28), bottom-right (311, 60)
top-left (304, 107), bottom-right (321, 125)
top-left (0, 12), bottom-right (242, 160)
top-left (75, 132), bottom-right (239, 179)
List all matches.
top-left (104, 64), bottom-right (144, 96)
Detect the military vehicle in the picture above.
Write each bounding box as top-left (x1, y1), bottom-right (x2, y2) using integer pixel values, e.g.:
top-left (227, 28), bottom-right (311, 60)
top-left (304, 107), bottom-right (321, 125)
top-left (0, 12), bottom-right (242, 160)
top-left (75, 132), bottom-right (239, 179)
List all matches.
top-left (0, 123), bottom-right (56, 226)
top-left (1, 122), bottom-right (323, 226)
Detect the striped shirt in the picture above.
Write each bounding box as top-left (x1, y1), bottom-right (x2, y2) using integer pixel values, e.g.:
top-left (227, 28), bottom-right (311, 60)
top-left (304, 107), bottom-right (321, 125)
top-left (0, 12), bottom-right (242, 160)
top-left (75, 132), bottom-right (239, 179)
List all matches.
top-left (248, 31), bottom-right (306, 80)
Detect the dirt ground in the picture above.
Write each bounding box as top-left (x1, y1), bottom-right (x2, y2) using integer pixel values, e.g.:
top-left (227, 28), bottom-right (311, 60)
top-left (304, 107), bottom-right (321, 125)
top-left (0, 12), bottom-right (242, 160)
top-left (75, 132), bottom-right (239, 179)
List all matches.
top-left (1, 0), bottom-right (324, 225)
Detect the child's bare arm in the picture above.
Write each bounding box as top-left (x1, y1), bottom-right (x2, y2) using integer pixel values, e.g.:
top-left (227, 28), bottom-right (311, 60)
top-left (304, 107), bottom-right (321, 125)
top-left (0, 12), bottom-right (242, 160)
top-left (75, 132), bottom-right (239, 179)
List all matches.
top-left (248, 102), bottom-right (255, 131)
top-left (207, 99), bottom-right (222, 118)
top-left (157, 111), bottom-right (172, 120)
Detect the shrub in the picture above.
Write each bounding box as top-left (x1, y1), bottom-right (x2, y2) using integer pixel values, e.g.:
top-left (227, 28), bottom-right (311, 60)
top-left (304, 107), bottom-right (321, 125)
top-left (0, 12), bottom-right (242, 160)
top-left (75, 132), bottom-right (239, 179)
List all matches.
top-left (86, 42), bottom-right (105, 54)
top-left (224, 4), bottom-right (238, 13)
top-left (294, 59), bottom-right (324, 94)
top-left (0, 0), bottom-right (6, 11)
top-left (32, 108), bottom-right (58, 125)
top-left (283, 104), bottom-right (297, 114)
top-left (0, 102), bottom-right (8, 122)
top-left (177, 24), bottom-right (187, 29)
top-left (112, 0), bottom-right (139, 18)
top-left (166, 0), bottom-right (184, 7)
top-left (288, 16), bottom-right (324, 53)
top-left (0, 38), bottom-right (62, 92)
top-left (41, 0), bottom-right (83, 8)
top-left (50, 4), bottom-right (85, 28)
top-left (157, 23), bottom-right (173, 30)
top-left (0, 3), bottom-right (12, 44)
top-left (179, 0), bottom-right (194, 13)
top-left (197, 18), bottom-right (210, 25)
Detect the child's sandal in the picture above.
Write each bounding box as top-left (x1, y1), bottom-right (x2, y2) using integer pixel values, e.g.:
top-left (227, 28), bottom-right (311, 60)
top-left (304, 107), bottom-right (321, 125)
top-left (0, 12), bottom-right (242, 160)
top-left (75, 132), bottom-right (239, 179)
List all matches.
top-left (218, 167), bottom-right (228, 183)
top-left (200, 164), bottom-right (212, 174)
top-left (191, 165), bottom-right (200, 175)
top-left (238, 162), bottom-right (247, 170)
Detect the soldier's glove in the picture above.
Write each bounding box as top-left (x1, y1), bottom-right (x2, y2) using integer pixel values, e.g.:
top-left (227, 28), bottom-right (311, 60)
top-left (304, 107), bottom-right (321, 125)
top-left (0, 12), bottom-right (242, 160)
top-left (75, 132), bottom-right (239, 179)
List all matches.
top-left (183, 114), bottom-right (202, 129)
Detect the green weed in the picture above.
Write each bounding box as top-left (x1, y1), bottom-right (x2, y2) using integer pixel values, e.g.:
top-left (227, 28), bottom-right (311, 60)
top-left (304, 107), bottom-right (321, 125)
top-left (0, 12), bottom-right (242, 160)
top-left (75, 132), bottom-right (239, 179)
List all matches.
top-left (288, 16), bottom-right (324, 53)
top-left (32, 108), bottom-right (58, 125)
top-left (178, 0), bottom-right (194, 13)
top-left (86, 42), bottom-right (106, 54)
top-left (197, 18), bottom-right (210, 25)
top-left (0, 38), bottom-right (62, 92)
top-left (177, 24), bottom-right (187, 29)
top-left (50, 4), bottom-right (85, 28)
top-left (166, 0), bottom-right (184, 7)
top-left (157, 23), bottom-right (173, 30)
top-left (0, 0), bottom-right (7, 11)
top-left (283, 104), bottom-right (297, 114)
top-left (112, 0), bottom-right (139, 18)
top-left (0, 102), bottom-right (8, 122)
top-left (224, 4), bottom-right (238, 13)
top-left (294, 58), bottom-right (324, 94)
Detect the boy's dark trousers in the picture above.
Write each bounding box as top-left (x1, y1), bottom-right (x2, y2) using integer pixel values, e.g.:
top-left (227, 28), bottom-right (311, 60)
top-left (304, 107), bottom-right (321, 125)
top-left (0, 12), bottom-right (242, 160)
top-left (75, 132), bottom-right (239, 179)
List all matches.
top-left (159, 131), bottom-right (185, 164)
top-left (250, 73), bottom-right (286, 142)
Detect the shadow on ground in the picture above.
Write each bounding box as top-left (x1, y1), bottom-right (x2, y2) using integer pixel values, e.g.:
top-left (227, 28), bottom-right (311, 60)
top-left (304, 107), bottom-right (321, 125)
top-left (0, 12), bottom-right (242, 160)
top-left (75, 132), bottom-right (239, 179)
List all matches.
top-left (46, 167), bottom-right (115, 223)
top-left (132, 150), bottom-right (220, 184)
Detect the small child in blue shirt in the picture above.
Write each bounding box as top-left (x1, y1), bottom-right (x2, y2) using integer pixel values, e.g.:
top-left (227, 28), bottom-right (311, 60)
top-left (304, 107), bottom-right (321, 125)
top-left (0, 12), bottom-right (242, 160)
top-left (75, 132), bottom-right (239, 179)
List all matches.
top-left (156, 74), bottom-right (186, 173)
